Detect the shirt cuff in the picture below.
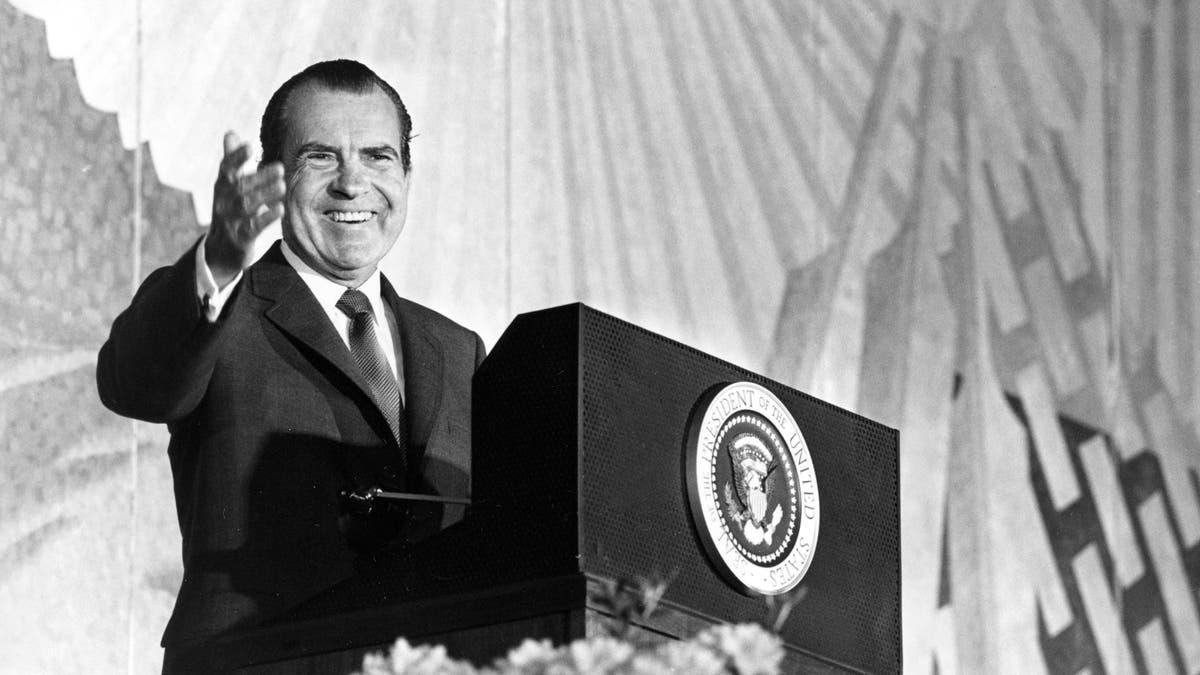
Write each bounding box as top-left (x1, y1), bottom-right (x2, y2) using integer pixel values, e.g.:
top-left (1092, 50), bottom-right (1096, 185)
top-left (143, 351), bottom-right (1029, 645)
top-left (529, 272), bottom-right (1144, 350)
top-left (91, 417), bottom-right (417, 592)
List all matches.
top-left (195, 233), bottom-right (243, 322)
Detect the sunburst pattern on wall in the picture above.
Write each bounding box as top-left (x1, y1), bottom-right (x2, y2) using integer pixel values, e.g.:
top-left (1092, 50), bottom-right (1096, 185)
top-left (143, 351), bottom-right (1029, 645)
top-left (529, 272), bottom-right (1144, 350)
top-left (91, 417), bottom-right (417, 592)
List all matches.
top-left (1, 0), bottom-right (1197, 673)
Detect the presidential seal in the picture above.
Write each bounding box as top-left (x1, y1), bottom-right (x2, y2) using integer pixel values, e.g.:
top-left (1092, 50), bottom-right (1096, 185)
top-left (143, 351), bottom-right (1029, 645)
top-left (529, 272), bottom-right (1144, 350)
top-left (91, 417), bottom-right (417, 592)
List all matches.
top-left (684, 382), bottom-right (819, 595)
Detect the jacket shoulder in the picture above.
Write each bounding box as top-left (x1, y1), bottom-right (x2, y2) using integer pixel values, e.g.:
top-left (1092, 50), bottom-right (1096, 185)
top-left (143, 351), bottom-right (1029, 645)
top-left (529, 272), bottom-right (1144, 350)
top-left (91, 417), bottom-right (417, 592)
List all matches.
top-left (393, 296), bottom-right (476, 338)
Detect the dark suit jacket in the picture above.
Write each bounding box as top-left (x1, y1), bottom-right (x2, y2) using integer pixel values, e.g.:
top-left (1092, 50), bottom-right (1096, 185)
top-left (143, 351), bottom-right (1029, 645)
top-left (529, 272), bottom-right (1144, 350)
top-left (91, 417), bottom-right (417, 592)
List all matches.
top-left (97, 240), bottom-right (485, 651)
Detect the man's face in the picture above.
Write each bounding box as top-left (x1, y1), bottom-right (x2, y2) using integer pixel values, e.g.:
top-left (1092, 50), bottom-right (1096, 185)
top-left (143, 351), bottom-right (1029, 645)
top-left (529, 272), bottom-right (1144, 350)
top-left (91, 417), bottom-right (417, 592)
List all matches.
top-left (280, 84), bottom-right (410, 286)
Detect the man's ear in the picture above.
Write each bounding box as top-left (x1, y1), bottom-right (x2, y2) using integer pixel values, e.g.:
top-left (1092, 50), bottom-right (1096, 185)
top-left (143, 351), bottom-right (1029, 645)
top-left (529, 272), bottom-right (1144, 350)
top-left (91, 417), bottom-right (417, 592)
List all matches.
top-left (400, 165), bottom-right (414, 196)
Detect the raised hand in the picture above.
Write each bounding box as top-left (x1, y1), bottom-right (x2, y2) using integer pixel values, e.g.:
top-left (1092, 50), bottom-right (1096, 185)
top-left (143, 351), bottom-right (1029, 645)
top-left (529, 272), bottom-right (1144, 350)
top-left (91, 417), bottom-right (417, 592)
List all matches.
top-left (205, 131), bottom-right (286, 287)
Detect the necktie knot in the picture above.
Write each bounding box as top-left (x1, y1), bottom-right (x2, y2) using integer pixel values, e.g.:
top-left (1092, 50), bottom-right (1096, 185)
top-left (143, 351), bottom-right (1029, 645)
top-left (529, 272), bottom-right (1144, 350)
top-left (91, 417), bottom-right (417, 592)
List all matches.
top-left (336, 289), bottom-right (374, 319)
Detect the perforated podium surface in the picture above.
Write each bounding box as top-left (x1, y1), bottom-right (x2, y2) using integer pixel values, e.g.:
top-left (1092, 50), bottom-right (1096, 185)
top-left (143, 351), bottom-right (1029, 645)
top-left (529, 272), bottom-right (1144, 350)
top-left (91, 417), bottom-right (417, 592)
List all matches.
top-left (471, 304), bottom-right (900, 674)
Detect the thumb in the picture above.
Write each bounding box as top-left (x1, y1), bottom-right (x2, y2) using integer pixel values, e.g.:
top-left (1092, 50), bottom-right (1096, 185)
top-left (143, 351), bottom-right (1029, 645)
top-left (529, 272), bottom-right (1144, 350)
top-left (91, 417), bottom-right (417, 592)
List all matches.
top-left (223, 130), bottom-right (242, 157)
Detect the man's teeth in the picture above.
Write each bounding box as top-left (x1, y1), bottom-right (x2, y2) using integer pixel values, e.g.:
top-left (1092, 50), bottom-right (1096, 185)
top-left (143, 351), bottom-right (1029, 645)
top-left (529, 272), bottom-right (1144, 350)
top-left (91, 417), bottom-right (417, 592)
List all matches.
top-left (327, 211), bottom-right (373, 222)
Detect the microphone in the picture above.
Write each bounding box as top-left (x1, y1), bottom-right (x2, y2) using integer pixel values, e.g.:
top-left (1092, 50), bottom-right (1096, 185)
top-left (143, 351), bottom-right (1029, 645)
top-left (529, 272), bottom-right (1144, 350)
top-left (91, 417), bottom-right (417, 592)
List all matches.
top-left (339, 487), bottom-right (470, 517)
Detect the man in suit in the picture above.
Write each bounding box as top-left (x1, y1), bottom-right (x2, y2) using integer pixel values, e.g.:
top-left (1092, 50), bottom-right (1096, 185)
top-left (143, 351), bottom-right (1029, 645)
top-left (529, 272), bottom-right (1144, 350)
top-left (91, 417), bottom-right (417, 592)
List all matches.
top-left (97, 60), bottom-right (484, 670)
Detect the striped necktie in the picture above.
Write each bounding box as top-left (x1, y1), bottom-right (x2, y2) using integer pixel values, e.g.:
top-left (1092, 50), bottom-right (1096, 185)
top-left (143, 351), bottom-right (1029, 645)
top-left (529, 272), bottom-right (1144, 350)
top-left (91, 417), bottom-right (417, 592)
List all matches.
top-left (335, 289), bottom-right (406, 463)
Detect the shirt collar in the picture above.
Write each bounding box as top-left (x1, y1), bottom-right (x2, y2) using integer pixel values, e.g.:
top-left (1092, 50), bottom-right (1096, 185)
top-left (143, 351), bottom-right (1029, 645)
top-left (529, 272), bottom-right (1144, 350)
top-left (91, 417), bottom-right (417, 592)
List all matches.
top-left (280, 240), bottom-right (386, 319)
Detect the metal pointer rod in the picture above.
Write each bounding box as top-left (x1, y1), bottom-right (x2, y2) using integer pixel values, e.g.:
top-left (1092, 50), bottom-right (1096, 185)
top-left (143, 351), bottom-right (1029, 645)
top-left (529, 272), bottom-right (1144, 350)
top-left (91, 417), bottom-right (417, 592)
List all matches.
top-left (366, 487), bottom-right (471, 505)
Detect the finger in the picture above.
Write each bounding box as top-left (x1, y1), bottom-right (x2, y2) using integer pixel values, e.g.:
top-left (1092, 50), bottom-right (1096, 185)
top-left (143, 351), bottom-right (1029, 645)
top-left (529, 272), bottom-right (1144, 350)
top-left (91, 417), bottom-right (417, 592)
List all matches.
top-left (219, 141), bottom-right (253, 182)
top-left (231, 202), bottom-right (271, 241)
top-left (239, 174), bottom-right (286, 212)
top-left (250, 203), bottom-right (285, 232)
top-left (238, 163), bottom-right (285, 193)
top-left (261, 178), bottom-right (286, 204)
top-left (259, 161), bottom-right (285, 182)
top-left (220, 146), bottom-right (252, 182)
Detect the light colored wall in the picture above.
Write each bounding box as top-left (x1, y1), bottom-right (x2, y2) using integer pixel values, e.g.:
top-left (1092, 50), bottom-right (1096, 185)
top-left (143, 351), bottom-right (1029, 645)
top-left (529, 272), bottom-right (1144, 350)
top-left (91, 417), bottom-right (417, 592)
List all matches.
top-left (1, 1), bottom-right (1197, 673)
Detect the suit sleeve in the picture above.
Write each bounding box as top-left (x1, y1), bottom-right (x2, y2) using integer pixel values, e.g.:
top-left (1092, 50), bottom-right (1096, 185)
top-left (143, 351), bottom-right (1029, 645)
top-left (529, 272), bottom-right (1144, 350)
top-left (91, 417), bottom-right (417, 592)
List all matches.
top-left (473, 332), bottom-right (486, 370)
top-left (96, 238), bottom-right (233, 423)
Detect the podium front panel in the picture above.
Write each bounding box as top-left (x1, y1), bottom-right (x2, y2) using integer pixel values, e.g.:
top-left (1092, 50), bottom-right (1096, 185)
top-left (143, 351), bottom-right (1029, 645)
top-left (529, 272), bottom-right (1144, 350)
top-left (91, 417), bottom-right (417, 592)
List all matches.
top-left (474, 304), bottom-right (900, 674)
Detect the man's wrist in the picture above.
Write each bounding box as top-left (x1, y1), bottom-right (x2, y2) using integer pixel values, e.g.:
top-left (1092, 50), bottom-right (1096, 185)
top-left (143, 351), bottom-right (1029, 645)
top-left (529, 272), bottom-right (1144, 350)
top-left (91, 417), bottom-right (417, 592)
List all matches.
top-left (203, 231), bottom-right (244, 289)
top-left (196, 233), bottom-right (243, 322)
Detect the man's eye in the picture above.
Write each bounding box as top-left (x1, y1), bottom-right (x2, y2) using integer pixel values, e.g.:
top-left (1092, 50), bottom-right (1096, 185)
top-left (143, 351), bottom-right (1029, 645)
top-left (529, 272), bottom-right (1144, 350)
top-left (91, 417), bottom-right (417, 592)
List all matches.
top-left (304, 152), bottom-right (337, 167)
top-left (369, 153), bottom-right (394, 164)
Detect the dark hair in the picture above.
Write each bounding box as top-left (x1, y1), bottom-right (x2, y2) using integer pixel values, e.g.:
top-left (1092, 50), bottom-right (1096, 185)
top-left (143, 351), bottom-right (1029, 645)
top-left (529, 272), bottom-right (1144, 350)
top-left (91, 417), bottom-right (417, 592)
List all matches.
top-left (259, 59), bottom-right (412, 172)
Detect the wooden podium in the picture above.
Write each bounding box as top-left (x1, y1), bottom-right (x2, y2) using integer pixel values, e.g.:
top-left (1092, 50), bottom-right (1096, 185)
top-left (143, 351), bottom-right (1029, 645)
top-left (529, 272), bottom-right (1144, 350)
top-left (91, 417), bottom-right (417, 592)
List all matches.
top-left (208, 304), bottom-right (900, 674)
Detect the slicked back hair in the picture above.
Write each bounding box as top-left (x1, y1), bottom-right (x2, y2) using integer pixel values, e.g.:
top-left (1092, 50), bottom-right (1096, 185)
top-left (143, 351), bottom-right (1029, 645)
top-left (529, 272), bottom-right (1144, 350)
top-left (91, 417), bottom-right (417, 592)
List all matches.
top-left (260, 59), bottom-right (413, 172)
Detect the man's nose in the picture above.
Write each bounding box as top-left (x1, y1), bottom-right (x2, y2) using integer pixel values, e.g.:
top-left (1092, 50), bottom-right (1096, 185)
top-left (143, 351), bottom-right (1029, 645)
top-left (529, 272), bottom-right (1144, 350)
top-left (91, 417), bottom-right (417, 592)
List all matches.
top-left (330, 160), bottom-right (369, 198)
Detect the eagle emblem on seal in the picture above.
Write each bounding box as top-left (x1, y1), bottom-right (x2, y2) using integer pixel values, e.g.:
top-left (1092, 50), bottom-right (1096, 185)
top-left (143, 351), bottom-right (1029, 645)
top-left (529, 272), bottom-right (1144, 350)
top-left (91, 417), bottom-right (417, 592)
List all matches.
top-left (722, 433), bottom-right (784, 546)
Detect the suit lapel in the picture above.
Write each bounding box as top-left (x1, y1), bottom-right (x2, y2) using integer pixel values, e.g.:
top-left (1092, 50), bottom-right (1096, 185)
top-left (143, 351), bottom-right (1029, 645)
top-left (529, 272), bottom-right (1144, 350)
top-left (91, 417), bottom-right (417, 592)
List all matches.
top-left (250, 244), bottom-right (397, 445)
top-left (382, 275), bottom-right (443, 452)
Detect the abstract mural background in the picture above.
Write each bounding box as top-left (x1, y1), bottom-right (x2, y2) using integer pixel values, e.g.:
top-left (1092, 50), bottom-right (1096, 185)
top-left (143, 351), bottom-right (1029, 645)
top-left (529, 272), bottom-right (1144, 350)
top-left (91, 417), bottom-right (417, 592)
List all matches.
top-left (1, 0), bottom-right (1197, 673)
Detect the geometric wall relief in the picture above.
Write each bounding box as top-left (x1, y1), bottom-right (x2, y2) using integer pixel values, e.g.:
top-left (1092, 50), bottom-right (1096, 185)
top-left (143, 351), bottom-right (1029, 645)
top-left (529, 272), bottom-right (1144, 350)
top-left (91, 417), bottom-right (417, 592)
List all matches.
top-left (0, 0), bottom-right (198, 345)
top-left (1, 0), bottom-right (192, 671)
top-left (998, 395), bottom-right (1200, 675)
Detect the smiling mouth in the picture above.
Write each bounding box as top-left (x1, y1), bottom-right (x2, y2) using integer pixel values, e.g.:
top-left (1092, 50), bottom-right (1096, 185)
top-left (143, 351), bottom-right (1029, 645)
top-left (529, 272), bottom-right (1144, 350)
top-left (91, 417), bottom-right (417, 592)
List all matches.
top-left (325, 210), bottom-right (375, 223)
